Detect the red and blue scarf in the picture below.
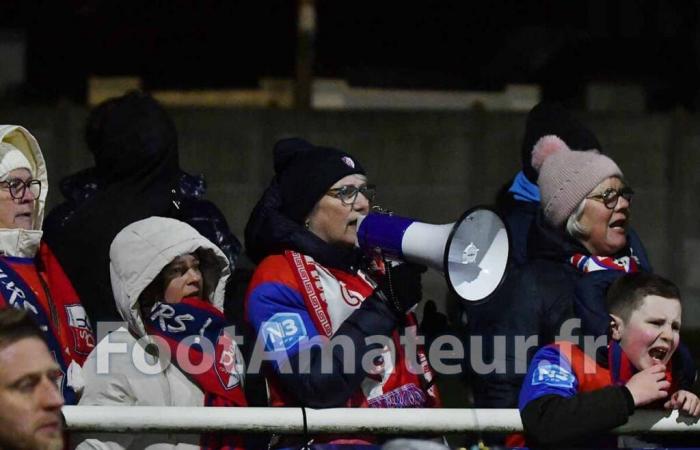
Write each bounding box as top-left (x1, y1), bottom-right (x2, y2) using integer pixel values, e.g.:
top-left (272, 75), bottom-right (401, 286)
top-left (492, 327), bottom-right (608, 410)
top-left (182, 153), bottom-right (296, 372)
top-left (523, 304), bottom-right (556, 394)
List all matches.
top-left (144, 297), bottom-right (247, 450)
top-left (608, 340), bottom-right (676, 399)
top-left (0, 255), bottom-right (86, 404)
top-left (570, 252), bottom-right (640, 273)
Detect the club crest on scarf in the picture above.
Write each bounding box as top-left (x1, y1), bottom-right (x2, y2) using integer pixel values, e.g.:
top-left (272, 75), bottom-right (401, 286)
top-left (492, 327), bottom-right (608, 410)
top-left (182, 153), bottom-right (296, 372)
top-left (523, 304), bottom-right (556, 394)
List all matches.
top-left (215, 329), bottom-right (243, 390)
top-left (64, 304), bottom-right (95, 355)
top-left (144, 298), bottom-right (246, 450)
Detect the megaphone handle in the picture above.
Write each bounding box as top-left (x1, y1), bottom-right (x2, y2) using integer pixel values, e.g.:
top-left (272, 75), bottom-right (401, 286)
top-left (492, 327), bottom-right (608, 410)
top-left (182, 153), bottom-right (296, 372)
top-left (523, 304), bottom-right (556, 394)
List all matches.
top-left (379, 255), bottom-right (402, 314)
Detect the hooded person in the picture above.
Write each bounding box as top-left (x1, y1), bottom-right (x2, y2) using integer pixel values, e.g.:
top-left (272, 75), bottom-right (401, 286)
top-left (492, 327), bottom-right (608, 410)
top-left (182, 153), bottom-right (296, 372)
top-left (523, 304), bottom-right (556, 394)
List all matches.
top-left (76, 217), bottom-right (246, 450)
top-left (42, 91), bottom-right (242, 325)
top-left (0, 125), bottom-right (94, 405)
top-left (244, 138), bottom-right (440, 447)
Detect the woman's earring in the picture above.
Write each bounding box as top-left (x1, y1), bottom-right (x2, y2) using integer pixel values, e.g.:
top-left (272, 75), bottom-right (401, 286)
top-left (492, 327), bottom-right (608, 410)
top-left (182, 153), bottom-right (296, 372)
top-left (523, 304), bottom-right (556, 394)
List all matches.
top-left (304, 220), bottom-right (311, 230)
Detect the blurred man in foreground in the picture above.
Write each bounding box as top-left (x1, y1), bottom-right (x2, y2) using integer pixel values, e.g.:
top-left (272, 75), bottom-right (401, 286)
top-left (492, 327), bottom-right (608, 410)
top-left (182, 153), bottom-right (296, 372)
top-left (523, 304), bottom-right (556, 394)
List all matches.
top-left (0, 308), bottom-right (64, 450)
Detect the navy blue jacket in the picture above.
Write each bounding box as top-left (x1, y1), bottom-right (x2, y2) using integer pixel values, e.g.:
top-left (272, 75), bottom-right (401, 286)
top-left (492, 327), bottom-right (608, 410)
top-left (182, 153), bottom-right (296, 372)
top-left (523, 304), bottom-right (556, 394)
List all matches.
top-left (243, 180), bottom-right (400, 408)
top-left (467, 211), bottom-right (661, 408)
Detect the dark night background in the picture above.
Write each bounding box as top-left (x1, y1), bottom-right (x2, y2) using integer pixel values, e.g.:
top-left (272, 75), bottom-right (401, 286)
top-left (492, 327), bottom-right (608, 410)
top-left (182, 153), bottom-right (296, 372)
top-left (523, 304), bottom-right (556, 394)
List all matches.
top-left (2, 0), bottom-right (700, 110)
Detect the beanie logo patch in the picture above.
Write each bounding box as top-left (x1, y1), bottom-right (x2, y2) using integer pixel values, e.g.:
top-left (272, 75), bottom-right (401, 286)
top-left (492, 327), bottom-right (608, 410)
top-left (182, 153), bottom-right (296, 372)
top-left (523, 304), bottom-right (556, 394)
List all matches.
top-left (341, 156), bottom-right (355, 168)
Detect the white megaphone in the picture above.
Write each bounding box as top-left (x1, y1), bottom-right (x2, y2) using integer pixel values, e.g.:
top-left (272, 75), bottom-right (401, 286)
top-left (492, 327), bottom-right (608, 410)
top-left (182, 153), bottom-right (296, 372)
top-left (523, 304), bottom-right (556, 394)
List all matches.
top-left (355, 207), bottom-right (510, 304)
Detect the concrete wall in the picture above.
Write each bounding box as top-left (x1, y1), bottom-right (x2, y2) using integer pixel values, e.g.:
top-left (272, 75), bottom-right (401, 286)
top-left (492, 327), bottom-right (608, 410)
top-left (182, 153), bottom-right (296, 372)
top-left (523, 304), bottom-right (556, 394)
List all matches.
top-left (3, 105), bottom-right (699, 328)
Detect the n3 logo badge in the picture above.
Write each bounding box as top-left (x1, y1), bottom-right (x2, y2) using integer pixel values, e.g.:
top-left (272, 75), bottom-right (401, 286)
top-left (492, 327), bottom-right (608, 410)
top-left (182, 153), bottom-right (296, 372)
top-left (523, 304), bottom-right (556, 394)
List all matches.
top-left (261, 312), bottom-right (307, 352)
top-left (532, 362), bottom-right (575, 389)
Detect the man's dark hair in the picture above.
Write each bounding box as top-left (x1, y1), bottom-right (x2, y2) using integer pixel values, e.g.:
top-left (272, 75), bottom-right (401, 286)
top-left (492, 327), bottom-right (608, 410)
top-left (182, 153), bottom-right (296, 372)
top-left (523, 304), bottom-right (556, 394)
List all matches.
top-left (0, 308), bottom-right (45, 350)
top-left (606, 272), bottom-right (681, 322)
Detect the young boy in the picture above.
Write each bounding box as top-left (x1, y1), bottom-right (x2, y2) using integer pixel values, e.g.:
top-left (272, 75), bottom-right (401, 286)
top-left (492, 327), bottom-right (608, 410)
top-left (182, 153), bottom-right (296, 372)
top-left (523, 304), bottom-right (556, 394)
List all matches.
top-left (518, 272), bottom-right (699, 447)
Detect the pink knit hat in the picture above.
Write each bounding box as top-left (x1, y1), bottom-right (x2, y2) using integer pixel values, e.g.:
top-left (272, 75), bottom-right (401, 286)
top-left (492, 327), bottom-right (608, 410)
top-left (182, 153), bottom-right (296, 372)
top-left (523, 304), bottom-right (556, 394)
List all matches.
top-left (532, 135), bottom-right (623, 228)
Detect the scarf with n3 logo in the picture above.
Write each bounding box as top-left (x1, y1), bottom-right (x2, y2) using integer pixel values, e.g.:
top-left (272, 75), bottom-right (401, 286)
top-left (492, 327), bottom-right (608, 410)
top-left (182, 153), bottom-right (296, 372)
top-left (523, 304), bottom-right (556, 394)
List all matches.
top-left (144, 298), bottom-right (247, 450)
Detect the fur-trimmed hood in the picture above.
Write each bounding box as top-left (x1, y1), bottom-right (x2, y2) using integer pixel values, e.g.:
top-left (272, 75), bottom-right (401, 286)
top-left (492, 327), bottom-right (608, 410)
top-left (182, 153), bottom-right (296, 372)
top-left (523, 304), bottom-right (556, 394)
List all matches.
top-left (109, 216), bottom-right (230, 338)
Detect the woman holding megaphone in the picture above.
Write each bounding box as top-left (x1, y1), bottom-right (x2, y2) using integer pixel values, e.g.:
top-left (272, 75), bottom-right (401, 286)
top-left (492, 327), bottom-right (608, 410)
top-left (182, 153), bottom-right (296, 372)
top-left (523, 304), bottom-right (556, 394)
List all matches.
top-left (244, 138), bottom-right (440, 446)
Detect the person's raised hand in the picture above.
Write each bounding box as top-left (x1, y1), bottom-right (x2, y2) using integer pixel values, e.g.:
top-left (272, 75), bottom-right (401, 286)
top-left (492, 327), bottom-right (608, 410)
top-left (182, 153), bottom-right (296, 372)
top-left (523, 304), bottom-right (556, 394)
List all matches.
top-left (376, 262), bottom-right (427, 316)
top-left (625, 364), bottom-right (670, 407)
top-left (664, 389), bottom-right (700, 417)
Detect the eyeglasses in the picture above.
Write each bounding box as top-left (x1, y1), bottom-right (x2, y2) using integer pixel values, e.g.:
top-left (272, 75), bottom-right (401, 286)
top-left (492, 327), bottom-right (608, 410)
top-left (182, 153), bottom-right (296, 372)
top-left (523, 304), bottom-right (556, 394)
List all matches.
top-left (0, 178), bottom-right (41, 200)
top-left (586, 186), bottom-right (634, 209)
top-left (326, 184), bottom-right (376, 206)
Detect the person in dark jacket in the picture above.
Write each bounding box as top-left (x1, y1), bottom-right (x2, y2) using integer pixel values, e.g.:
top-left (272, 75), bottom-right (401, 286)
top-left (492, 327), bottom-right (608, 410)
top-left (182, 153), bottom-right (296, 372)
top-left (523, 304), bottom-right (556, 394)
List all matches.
top-left (244, 138), bottom-right (440, 446)
top-left (42, 91), bottom-right (241, 324)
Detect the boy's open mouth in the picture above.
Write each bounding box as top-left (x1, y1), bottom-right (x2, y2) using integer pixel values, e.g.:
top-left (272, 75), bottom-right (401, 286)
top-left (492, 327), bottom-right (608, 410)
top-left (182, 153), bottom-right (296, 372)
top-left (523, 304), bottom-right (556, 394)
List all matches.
top-left (649, 347), bottom-right (668, 363)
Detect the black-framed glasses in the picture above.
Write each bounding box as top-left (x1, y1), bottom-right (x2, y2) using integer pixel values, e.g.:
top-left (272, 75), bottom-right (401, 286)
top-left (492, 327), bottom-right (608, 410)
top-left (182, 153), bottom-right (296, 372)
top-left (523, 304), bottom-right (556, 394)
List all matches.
top-left (586, 186), bottom-right (634, 209)
top-left (0, 178), bottom-right (41, 200)
top-left (326, 184), bottom-right (376, 206)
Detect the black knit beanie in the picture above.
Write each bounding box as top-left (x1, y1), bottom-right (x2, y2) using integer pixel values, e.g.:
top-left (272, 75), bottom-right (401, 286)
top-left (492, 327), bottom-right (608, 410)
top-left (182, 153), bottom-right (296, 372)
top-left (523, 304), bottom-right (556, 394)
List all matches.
top-left (274, 138), bottom-right (366, 224)
top-left (520, 102), bottom-right (602, 183)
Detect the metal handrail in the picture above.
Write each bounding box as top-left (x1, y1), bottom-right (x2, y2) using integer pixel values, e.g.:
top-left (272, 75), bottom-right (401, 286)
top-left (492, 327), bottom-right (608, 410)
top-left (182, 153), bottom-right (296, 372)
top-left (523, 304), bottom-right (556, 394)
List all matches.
top-left (62, 406), bottom-right (700, 434)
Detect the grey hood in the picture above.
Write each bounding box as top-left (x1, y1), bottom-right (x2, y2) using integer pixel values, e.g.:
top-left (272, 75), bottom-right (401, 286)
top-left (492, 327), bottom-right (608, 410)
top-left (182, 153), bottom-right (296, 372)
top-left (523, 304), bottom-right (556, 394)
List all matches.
top-left (109, 216), bottom-right (230, 338)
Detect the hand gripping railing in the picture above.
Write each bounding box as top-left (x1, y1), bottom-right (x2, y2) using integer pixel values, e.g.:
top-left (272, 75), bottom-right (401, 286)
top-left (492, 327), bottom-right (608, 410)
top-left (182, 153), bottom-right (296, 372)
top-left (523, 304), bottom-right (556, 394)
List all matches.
top-left (62, 407), bottom-right (700, 434)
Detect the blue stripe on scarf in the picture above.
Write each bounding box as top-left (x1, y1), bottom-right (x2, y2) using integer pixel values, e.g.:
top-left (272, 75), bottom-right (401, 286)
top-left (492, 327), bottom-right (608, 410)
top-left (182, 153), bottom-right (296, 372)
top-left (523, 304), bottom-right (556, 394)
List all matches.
top-left (0, 257), bottom-right (75, 404)
top-left (610, 340), bottom-right (622, 384)
top-left (144, 300), bottom-right (228, 346)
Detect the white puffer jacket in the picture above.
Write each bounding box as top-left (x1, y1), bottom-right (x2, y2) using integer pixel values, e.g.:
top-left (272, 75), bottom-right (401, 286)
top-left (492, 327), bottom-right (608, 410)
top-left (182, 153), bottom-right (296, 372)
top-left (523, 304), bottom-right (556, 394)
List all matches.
top-left (75, 217), bottom-right (234, 450)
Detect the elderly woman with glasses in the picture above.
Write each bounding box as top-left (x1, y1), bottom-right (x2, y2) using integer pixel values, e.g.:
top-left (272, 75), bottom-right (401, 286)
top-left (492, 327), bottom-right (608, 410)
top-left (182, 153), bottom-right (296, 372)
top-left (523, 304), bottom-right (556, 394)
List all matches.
top-left (244, 138), bottom-right (440, 446)
top-left (0, 125), bottom-right (94, 406)
top-left (473, 135), bottom-right (695, 421)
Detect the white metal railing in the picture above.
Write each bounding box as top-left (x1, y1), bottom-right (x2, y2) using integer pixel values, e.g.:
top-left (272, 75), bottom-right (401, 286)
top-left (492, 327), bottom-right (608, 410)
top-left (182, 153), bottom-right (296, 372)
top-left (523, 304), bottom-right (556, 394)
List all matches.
top-left (61, 407), bottom-right (700, 435)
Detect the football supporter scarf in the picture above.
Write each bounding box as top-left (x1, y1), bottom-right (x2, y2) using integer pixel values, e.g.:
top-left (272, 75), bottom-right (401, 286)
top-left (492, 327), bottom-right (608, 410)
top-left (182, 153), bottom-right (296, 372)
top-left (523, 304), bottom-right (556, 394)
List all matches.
top-left (0, 255), bottom-right (79, 404)
top-left (37, 243), bottom-right (95, 364)
top-left (284, 250), bottom-right (441, 408)
top-left (570, 251), bottom-right (640, 273)
top-left (608, 340), bottom-right (676, 402)
top-left (144, 298), bottom-right (247, 450)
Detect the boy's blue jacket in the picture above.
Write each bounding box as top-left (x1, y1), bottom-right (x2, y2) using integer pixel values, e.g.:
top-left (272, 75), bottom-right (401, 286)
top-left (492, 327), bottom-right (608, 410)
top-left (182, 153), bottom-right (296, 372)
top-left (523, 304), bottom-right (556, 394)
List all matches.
top-left (518, 341), bottom-right (677, 447)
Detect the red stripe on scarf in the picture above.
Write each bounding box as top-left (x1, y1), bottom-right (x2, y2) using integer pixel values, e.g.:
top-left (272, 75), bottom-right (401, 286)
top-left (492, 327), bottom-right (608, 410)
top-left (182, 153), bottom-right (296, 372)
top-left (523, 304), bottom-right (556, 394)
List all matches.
top-left (570, 253), bottom-right (640, 273)
top-left (145, 298), bottom-right (246, 450)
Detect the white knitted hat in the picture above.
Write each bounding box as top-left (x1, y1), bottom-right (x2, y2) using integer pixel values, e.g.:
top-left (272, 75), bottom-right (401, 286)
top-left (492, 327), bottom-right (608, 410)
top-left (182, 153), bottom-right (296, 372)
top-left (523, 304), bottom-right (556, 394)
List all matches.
top-left (0, 141), bottom-right (32, 181)
top-left (532, 135), bottom-right (623, 228)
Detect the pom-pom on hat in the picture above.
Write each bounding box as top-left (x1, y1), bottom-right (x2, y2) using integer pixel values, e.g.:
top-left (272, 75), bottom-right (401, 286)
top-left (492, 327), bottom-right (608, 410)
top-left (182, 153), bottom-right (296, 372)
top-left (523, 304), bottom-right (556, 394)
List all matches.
top-left (0, 142), bottom-right (32, 181)
top-left (274, 138), bottom-right (366, 224)
top-left (532, 135), bottom-right (622, 228)
top-left (521, 102), bottom-right (602, 183)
